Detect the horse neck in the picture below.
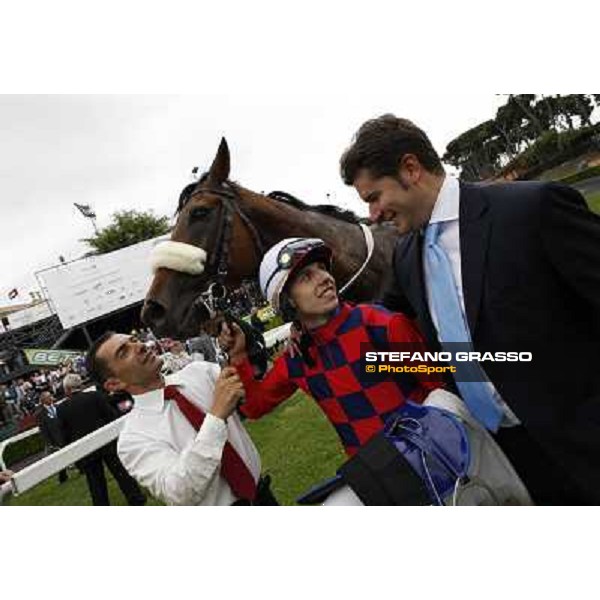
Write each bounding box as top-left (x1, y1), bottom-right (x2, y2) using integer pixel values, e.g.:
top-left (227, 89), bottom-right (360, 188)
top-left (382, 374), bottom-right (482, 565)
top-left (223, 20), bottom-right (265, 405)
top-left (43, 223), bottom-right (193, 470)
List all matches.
top-left (237, 187), bottom-right (371, 281)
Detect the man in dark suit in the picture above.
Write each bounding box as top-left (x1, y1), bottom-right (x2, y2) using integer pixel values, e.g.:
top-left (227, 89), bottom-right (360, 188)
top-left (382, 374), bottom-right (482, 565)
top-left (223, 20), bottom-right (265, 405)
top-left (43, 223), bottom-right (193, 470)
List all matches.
top-left (59, 374), bottom-right (146, 506)
top-left (36, 390), bottom-right (68, 484)
top-left (340, 114), bottom-right (600, 505)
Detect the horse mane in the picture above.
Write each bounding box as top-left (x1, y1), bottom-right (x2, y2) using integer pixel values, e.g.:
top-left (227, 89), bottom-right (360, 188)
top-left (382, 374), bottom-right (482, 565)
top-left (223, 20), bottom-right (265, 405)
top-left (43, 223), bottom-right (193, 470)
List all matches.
top-left (266, 191), bottom-right (365, 225)
top-left (176, 174), bottom-right (365, 225)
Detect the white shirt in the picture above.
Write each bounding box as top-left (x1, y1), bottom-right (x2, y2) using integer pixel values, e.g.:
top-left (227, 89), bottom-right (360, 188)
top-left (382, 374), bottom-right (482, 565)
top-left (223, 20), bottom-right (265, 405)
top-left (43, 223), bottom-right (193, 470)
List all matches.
top-left (118, 361), bottom-right (261, 506)
top-left (423, 175), bottom-right (520, 427)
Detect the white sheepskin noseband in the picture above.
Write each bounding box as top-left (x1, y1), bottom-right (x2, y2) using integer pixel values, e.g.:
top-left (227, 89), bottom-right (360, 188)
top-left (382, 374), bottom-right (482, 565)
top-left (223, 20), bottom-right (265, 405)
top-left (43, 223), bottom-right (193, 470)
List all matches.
top-left (150, 241), bottom-right (207, 275)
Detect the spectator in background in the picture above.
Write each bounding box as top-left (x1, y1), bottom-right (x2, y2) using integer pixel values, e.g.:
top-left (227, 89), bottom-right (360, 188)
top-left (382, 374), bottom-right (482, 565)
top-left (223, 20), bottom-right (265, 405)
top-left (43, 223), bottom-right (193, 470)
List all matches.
top-left (32, 371), bottom-right (48, 394)
top-left (250, 308), bottom-right (265, 334)
top-left (161, 340), bottom-right (193, 375)
top-left (35, 390), bottom-right (68, 484)
top-left (59, 374), bottom-right (146, 506)
top-left (13, 379), bottom-right (26, 413)
top-left (3, 382), bottom-right (21, 419)
top-left (186, 331), bottom-right (219, 364)
top-left (0, 385), bottom-right (10, 425)
top-left (73, 354), bottom-right (87, 377)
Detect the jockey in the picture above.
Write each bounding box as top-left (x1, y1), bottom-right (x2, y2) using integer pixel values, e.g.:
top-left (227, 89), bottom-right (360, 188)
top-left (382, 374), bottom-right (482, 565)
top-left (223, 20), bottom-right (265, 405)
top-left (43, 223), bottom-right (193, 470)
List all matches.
top-left (220, 238), bottom-right (532, 505)
top-left (220, 237), bottom-right (444, 457)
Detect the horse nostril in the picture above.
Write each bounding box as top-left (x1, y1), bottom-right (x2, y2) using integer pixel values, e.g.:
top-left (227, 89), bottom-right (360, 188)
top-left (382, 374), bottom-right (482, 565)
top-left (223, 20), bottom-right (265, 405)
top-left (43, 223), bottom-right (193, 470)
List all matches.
top-left (142, 299), bottom-right (167, 329)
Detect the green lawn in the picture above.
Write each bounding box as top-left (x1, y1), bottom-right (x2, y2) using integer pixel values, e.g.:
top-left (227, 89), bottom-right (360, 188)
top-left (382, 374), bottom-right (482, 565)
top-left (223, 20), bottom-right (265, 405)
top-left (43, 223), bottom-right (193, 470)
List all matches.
top-left (4, 466), bottom-right (164, 506)
top-left (586, 191), bottom-right (600, 214)
top-left (5, 391), bottom-right (345, 506)
top-left (245, 391), bottom-right (346, 505)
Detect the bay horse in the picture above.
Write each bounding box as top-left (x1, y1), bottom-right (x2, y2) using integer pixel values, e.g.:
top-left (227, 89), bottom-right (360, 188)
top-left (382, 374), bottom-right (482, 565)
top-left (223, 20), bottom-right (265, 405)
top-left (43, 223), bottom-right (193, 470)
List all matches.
top-left (142, 138), bottom-right (400, 339)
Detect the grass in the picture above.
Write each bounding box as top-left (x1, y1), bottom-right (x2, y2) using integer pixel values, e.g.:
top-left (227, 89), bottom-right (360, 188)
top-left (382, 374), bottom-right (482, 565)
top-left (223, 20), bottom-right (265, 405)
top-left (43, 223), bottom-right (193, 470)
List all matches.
top-left (559, 165), bottom-right (600, 186)
top-left (4, 391), bottom-right (346, 506)
top-left (585, 191), bottom-right (600, 214)
top-left (245, 391), bottom-right (346, 505)
top-left (4, 466), bottom-right (164, 506)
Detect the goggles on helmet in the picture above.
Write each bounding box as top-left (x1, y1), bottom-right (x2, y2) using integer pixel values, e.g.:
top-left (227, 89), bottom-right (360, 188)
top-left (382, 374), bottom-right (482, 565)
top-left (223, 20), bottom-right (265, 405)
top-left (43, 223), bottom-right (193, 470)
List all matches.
top-left (264, 238), bottom-right (331, 299)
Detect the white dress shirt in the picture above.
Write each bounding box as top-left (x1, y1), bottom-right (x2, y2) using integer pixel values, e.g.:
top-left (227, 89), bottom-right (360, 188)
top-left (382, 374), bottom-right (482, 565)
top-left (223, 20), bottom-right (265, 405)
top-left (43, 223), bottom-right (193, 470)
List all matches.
top-left (423, 175), bottom-right (520, 427)
top-left (118, 361), bottom-right (261, 506)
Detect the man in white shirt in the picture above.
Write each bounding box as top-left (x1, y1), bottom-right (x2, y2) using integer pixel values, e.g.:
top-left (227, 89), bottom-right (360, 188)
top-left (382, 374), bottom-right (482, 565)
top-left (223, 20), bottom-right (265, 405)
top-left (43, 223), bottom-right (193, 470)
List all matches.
top-left (85, 331), bottom-right (275, 506)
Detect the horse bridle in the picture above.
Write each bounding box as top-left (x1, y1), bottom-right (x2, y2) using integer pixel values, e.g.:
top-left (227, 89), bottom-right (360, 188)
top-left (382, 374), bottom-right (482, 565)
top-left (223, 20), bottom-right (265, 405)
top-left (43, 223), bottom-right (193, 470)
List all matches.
top-left (170, 181), bottom-right (374, 320)
top-left (187, 181), bottom-right (266, 319)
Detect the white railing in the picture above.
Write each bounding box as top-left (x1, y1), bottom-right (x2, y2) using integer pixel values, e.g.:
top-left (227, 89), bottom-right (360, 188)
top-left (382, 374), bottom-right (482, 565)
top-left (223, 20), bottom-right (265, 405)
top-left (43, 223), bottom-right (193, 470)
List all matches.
top-left (0, 324), bottom-right (292, 503)
top-left (264, 322), bottom-right (292, 348)
top-left (1, 417), bottom-right (126, 502)
top-left (0, 427), bottom-right (41, 471)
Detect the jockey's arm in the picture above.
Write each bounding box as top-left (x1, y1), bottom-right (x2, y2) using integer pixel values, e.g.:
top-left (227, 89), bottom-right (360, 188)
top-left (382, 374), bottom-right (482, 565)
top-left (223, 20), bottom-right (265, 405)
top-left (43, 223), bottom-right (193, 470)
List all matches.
top-left (232, 354), bottom-right (298, 419)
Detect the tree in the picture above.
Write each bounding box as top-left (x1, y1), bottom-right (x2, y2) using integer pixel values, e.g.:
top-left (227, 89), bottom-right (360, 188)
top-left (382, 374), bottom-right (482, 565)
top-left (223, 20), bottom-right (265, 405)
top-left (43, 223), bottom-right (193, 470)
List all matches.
top-left (567, 94), bottom-right (594, 127)
top-left (83, 209), bottom-right (171, 255)
top-left (443, 120), bottom-right (505, 181)
top-left (495, 100), bottom-right (527, 157)
top-left (444, 94), bottom-right (600, 181)
top-left (509, 94), bottom-right (545, 138)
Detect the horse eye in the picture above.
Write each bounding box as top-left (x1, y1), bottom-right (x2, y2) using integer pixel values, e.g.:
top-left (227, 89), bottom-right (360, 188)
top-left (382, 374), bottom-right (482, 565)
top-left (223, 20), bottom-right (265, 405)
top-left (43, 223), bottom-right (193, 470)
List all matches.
top-left (189, 206), bottom-right (213, 221)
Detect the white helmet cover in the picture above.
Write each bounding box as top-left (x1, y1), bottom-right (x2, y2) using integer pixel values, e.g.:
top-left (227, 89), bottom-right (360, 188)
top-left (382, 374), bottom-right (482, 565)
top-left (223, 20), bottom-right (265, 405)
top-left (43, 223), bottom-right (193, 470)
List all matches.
top-left (259, 238), bottom-right (332, 313)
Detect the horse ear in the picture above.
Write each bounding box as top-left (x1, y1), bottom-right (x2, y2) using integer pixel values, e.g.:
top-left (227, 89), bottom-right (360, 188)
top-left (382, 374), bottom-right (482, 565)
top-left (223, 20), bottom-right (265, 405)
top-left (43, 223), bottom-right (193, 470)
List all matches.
top-left (207, 137), bottom-right (230, 186)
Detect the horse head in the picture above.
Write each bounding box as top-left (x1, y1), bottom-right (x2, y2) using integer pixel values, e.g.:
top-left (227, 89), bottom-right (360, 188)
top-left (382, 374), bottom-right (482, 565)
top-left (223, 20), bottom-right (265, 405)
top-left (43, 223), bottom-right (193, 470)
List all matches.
top-left (143, 138), bottom-right (400, 340)
top-left (142, 138), bottom-right (264, 339)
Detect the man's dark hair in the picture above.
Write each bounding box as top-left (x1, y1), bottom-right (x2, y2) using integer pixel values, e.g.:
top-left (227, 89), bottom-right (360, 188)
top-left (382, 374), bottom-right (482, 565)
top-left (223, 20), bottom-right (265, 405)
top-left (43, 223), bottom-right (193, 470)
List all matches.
top-left (86, 331), bottom-right (116, 387)
top-left (340, 114), bottom-right (444, 185)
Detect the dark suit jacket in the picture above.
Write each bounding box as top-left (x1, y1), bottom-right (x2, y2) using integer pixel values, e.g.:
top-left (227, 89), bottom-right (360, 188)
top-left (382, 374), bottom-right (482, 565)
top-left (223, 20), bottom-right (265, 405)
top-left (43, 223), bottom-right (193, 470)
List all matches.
top-left (384, 181), bottom-right (600, 500)
top-left (36, 406), bottom-right (65, 449)
top-left (57, 391), bottom-right (119, 466)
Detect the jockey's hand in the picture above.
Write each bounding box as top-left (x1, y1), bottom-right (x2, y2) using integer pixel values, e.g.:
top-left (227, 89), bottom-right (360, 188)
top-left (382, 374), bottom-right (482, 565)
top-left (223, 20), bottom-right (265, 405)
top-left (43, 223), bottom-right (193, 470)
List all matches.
top-left (218, 321), bottom-right (247, 363)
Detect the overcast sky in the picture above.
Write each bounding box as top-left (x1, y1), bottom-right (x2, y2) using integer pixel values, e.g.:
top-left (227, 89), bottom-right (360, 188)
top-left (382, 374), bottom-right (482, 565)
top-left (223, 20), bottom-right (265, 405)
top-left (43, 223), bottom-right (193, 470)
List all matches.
top-left (0, 93), bottom-right (506, 306)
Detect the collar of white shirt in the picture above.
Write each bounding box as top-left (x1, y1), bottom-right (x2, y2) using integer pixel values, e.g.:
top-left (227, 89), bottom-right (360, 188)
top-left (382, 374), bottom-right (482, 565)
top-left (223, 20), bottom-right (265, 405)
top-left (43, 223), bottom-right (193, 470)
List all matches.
top-left (132, 372), bottom-right (187, 414)
top-left (429, 175), bottom-right (460, 226)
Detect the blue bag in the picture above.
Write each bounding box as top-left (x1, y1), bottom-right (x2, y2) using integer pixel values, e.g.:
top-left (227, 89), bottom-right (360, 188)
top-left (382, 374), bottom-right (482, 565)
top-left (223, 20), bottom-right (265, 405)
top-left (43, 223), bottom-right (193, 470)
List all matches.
top-left (297, 402), bottom-right (471, 506)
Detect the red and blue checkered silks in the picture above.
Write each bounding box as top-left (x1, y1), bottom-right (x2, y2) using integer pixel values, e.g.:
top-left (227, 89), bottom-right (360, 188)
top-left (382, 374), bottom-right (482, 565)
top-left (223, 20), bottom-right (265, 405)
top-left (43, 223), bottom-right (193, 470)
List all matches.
top-left (237, 303), bottom-right (443, 456)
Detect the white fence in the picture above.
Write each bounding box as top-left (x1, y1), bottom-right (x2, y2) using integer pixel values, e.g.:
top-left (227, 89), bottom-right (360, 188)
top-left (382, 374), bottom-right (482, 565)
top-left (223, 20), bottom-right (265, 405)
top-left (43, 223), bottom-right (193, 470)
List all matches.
top-left (0, 324), bottom-right (292, 503)
top-left (0, 427), bottom-right (40, 471)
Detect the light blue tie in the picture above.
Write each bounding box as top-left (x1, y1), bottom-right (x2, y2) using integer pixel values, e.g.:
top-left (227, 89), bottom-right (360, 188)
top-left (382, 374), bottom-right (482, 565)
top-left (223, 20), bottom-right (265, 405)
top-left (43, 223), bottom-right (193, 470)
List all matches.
top-left (424, 222), bottom-right (503, 432)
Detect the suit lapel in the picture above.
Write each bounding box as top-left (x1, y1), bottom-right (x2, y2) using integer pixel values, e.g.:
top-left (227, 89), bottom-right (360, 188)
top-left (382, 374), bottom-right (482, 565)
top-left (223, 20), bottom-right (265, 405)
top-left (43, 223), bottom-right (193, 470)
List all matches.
top-left (401, 232), bottom-right (439, 348)
top-left (459, 182), bottom-right (491, 335)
